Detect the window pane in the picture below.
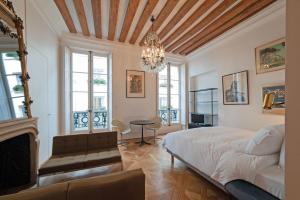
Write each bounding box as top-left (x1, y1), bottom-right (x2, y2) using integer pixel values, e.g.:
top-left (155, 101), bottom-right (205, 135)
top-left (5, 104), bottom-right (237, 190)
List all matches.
top-left (93, 74), bottom-right (107, 93)
top-left (2, 52), bottom-right (21, 75)
top-left (159, 67), bottom-right (167, 80)
top-left (12, 97), bottom-right (25, 118)
top-left (158, 94), bottom-right (168, 110)
top-left (171, 94), bottom-right (179, 123)
top-left (72, 73), bottom-right (88, 92)
top-left (159, 79), bottom-right (167, 94)
top-left (93, 56), bottom-right (107, 74)
top-left (72, 92), bottom-right (88, 111)
top-left (170, 80), bottom-right (179, 95)
top-left (7, 75), bottom-right (24, 97)
top-left (93, 92), bottom-right (107, 111)
top-left (171, 66), bottom-right (179, 80)
top-left (171, 94), bottom-right (179, 109)
top-left (72, 53), bottom-right (88, 73)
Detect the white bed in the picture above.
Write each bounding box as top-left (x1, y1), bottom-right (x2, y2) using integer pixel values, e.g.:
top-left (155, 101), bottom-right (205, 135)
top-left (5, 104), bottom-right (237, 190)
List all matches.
top-left (163, 126), bottom-right (283, 199)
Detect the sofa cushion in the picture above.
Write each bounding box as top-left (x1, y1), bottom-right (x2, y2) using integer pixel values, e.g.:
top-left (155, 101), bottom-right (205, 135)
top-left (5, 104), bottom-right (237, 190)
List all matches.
top-left (52, 134), bottom-right (87, 155)
top-left (68, 169), bottom-right (145, 200)
top-left (0, 182), bottom-right (68, 200)
top-left (85, 148), bottom-right (121, 168)
top-left (87, 131), bottom-right (117, 151)
top-left (39, 154), bottom-right (86, 175)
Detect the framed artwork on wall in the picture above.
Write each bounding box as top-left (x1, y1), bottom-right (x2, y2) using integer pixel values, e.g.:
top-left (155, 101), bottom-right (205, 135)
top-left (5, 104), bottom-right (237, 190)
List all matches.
top-left (255, 38), bottom-right (286, 74)
top-left (126, 70), bottom-right (145, 98)
top-left (222, 70), bottom-right (249, 105)
top-left (262, 83), bottom-right (285, 115)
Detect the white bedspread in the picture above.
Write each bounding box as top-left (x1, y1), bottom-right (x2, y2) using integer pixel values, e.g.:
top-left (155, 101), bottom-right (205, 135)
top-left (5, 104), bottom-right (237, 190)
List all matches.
top-left (163, 127), bottom-right (255, 176)
top-left (163, 126), bottom-right (281, 198)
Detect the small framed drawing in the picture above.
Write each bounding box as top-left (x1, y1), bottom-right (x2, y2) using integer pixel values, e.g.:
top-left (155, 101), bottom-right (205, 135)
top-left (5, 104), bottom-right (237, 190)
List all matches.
top-left (255, 38), bottom-right (286, 74)
top-left (126, 70), bottom-right (145, 98)
top-left (222, 70), bottom-right (249, 105)
top-left (262, 83), bottom-right (285, 115)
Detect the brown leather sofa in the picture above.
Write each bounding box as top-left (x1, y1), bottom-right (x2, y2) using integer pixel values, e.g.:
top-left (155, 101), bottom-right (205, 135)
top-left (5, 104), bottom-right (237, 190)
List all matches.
top-left (39, 131), bottom-right (122, 176)
top-left (0, 169), bottom-right (145, 200)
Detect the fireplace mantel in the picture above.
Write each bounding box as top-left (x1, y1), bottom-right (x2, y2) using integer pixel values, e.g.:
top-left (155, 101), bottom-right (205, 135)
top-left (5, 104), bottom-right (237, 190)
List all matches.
top-left (0, 117), bottom-right (39, 194)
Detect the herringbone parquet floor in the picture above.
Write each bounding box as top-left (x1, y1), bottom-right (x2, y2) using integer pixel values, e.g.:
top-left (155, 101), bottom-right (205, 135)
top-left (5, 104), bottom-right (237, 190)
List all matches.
top-left (121, 140), bottom-right (229, 200)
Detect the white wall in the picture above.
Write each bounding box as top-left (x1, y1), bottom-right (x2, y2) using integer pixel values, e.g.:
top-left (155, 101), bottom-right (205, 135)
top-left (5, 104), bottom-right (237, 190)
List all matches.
top-left (187, 1), bottom-right (285, 131)
top-left (190, 70), bottom-right (218, 91)
top-left (61, 34), bottom-right (185, 138)
top-left (12, 0), bottom-right (60, 164)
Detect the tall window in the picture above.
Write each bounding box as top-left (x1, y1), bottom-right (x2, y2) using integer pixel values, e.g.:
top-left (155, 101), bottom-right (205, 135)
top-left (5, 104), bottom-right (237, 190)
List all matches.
top-left (71, 51), bottom-right (109, 132)
top-left (158, 64), bottom-right (180, 125)
top-left (0, 52), bottom-right (25, 120)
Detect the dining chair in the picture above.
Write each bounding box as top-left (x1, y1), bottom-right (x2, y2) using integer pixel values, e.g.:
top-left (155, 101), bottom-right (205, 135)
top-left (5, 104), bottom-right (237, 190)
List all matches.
top-left (111, 119), bottom-right (131, 146)
top-left (145, 116), bottom-right (162, 144)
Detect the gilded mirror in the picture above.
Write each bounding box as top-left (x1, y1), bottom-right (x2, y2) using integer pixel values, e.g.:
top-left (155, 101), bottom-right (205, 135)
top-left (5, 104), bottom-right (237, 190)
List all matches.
top-left (0, 0), bottom-right (32, 120)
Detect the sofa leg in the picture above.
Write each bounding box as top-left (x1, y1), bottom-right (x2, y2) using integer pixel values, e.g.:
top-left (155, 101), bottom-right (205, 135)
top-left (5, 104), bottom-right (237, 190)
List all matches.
top-left (37, 176), bottom-right (40, 187)
top-left (171, 155), bottom-right (174, 166)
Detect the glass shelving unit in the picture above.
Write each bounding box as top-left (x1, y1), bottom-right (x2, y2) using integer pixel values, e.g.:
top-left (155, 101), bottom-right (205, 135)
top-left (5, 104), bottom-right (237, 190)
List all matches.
top-left (189, 88), bottom-right (218, 128)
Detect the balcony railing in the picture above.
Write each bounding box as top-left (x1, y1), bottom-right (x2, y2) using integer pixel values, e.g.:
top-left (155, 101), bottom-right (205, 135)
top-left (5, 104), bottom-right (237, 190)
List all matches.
top-left (73, 111), bottom-right (107, 130)
top-left (159, 109), bottom-right (178, 123)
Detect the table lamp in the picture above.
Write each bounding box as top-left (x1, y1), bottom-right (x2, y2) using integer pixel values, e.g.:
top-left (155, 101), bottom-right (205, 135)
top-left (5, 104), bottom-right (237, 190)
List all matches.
top-left (263, 93), bottom-right (285, 110)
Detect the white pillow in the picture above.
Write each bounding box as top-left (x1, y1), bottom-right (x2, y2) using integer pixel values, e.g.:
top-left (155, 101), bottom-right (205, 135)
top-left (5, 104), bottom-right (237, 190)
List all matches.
top-left (279, 140), bottom-right (285, 169)
top-left (245, 124), bottom-right (285, 156)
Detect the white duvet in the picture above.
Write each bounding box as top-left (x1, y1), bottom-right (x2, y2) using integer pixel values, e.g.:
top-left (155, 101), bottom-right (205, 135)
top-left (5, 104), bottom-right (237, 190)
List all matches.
top-left (163, 127), bottom-right (280, 196)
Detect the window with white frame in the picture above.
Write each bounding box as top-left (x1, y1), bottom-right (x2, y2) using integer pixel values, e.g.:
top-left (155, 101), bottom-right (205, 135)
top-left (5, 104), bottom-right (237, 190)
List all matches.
top-left (158, 63), bottom-right (180, 125)
top-left (71, 51), bottom-right (109, 132)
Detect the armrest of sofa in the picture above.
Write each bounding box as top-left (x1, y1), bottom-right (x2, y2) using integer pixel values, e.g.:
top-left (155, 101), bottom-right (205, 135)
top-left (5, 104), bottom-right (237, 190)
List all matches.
top-left (68, 168), bottom-right (145, 200)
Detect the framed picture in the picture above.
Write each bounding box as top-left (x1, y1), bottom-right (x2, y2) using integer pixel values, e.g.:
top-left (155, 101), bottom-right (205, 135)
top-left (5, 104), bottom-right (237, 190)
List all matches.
top-left (126, 70), bottom-right (145, 98)
top-left (255, 38), bottom-right (286, 74)
top-left (222, 70), bottom-right (249, 105)
top-left (262, 83), bottom-right (285, 115)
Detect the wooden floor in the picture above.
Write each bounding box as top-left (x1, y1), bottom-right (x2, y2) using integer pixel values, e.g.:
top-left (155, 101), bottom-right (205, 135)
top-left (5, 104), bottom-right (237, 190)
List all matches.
top-left (40, 138), bottom-right (229, 200)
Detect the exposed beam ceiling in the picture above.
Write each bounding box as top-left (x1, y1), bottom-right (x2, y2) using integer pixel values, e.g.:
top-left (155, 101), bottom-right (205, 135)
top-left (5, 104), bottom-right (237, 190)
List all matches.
top-left (182, 0), bottom-right (276, 55)
top-left (54, 0), bottom-right (77, 33)
top-left (139, 0), bottom-right (180, 46)
top-left (158, 0), bottom-right (198, 40)
top-left (73, 0), bottom-right (90, 36)
top-left (91, 0), bottom-right (102, 39)
top-left (166, 0), bottom-right (237, 52)
top-left (119, 0), bottom-right (140, 42)
top-left (162, 0), bottom-right (218, 47)
top-left (129, 0), bottom-right (159, 44)
top-left (53, 0), bottom-right (278, 55)
top-left (108, 0), bottom-right (120, 40)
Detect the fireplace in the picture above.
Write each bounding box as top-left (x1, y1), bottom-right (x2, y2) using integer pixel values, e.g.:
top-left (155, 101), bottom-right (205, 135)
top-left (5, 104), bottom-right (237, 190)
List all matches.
top-left (0, 118), bottom-right (38, 195)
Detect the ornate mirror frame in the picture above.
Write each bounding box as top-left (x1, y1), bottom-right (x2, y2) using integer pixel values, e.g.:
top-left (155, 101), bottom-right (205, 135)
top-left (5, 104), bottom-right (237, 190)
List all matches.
top-left (0, 0), bottom-right (32, 118)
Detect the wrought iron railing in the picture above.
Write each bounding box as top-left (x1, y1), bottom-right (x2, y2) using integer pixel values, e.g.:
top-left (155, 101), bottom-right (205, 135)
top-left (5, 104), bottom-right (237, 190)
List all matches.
top-left (159, 109), bottom-right (178, 123)
top-left (73, 111), bottom-right (107, 130)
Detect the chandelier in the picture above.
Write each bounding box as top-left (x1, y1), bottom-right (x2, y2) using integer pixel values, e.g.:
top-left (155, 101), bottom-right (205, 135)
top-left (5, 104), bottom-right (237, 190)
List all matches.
top-left (141, 16), bottom-right (166, 73)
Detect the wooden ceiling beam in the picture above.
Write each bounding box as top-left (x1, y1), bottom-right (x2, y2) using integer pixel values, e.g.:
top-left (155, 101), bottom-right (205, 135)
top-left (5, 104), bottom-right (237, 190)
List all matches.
top-left (108, 0), bottom-right (120, 41)
top-left (181, 0), bottom-right (276, 55)
top-left (158, 0), bottom-right (197, 40)
top-left (119, 0), bottom-right (140, 42)
top-left (139, 0), bottom-right (179, 46)
top-left (73, 0), bottom-right (90, 36)
top-left (166, 0), bottom-right (237, 52)
top-left (129, 0), bottom-right (159, 44)
top-left (173, 0), bottom-right (260, 54)
top-left (162, 0), bottom-right (218, 47)
top-left (54, 0), bottom-right (77, 33)
top-left (91, 0), bottom-right (102, 39)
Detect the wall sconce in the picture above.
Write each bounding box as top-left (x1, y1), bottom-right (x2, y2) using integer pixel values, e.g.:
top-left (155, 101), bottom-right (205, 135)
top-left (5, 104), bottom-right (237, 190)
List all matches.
top-left (263, 93), bottom-right (285, 110)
